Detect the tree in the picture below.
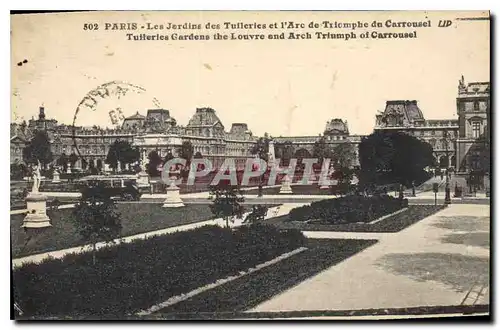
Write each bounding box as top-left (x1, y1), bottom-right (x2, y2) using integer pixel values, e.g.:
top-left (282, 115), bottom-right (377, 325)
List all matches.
top-left (275, 141), bottom-right (294, 166)
top-left (209, 183), bottom-right (245, 228)
top-left (250, 135), bottom-right (270, 196)
top-left (69, 152), bottom-right (79, 168)
top-left (177, 141), bottom-right (194, 178)
top-left (11, 163), bottom-right (29, 180)
top-left (330, 166), bottom-right (355, 196)
top-left (243, 205), bottom-right (269, 225)
top-left (22, 130), bottom-right (53, 168)
top-left (57, 153), bottom-right (69, 172)
top-left (73, 182), bottom-right (122, 265)
top-left (177, 141), bottom-right (194, 163)
top-left (105, 140), bottom-right (140, 171)
top-left (312, 137), bottom-right (332, 165)
top-left (193, 151), bottom-right (204, 171)
top-left (250, 136), bottom-right (270, 161)
top-left (331, 142), bottom-right (357, 169)
top-left (163, 152), bottom-right (175, 172)
top-left (358, 131), bottom-right (434, 189)
top-left (147, 150), bottom-right (162, 177)
top-left (81, 158), bottom-right (88, 171)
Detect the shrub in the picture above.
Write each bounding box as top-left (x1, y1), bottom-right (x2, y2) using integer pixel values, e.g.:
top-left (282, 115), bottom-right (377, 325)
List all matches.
top-left (288, 195), bottom-right (407, 224)
top-left (13, 224), bottom-right (305, 317)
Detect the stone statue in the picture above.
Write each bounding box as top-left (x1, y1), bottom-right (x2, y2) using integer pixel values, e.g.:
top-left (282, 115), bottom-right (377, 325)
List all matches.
top-left (268, 139), bottom-right (276, 168)
top-left (31, 160), bottom-right (41, 193)
top-left (141, 149), bottom-right (148, 171)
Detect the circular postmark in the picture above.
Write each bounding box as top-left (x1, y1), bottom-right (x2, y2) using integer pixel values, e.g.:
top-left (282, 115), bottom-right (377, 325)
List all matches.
top-left (71, 80), bottom-right (161, 161)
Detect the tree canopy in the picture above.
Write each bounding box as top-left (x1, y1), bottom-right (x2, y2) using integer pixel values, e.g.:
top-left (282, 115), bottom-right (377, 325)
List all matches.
top-left (22, 130), bottom-right (53, 167)
top-left (358, 131), bottom-right (434, 188)
top-left (177, 141), bottom-right (194, 162)
top-left (275, 141), bottom-right (294, 166)
top-left (209, 183), bottom-right (245, 228)
top-left (250, 136), bottom-right (270, 162)
top-left (73, 183), bottom-right (122, 265)
top-left (147, 150), bottom-right (162, 177)
top-left (331, 142), bottom-right (357, 169)
top-left (312, 137), bottom-right (332, 164)
top-left (105, 140), bottom-right (140, 170)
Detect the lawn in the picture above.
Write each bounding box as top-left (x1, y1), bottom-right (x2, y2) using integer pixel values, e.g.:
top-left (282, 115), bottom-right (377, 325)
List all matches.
top-left (11, 203), bottom-right (213, 258)
top-left (13, 224), bottom-right (306, 318)
top-left (265, 205), bottom-right (447, 232)
top-left (152, 238), bottom-right (378, 316)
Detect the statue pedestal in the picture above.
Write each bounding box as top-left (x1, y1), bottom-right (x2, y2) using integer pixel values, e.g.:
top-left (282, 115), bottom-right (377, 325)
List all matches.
top-left (23, 193), bottom-right (51, 228)
top-left (52, 171), bottom-right (61, 183)
top-left (279, 176), bottom-right (293, 194)
top-left (162, 182), bottom-right (184, 208)
top-left (136, 171), bottom-right (150, 187)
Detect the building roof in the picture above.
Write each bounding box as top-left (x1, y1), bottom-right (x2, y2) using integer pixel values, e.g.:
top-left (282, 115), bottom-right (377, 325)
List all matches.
top-left (383, 100), bottom-right (425, 123)
top-left (458, 76), bottom-right (490, 96)
top-left (124, 111), bottom-right (146, 120)
top-left (187, 107), bottom-right (224, 128)
top-left (324, 118), bottom-right (349, 135)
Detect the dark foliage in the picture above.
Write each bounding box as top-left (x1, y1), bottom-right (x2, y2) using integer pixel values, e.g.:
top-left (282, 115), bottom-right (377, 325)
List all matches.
top-left (358, 131), bottom-right (434, 188)
top-left (13, 224), bottom-right (305, 317)
top-left (288, 194), bottom-right (407, 224)
top-left (243, 205), bottom-right (269, 225)
top-left (105, 140), bottom-right (140, 170)
top-left (146, 150), bottom-right (162, 177)
top-left (11, 163), bottom-right (29, 180)
top-left (275, 141), bottom-right (295, 166)
top-left (22, 130), bottom-right (53, 167)
top-left (72, 183), bottom-right (122, 265)
top-left (209, 183), bottom-right (245, 227)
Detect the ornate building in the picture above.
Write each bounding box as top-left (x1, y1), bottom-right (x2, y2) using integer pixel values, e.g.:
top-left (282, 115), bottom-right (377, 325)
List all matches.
top-left (274, 118), bottom-right (362, 167)
top-left (455, 76), bottom-right (490, 174)
top-left (374, 100), bottom-right (459, 168)
top-left (11, 106), bottom-right (360, 171)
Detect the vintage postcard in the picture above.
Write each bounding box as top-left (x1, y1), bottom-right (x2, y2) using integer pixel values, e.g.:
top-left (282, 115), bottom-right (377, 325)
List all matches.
top-left (10, 10), bottom-right (490, 320)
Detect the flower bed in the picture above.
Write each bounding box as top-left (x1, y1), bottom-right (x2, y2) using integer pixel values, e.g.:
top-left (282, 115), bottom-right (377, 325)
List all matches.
top-left (268, 205), bottom-right (446, 233)
top-left (13, 224), bottom-right (305, 318)
top-left (288, 195), bottom-right (408, 224)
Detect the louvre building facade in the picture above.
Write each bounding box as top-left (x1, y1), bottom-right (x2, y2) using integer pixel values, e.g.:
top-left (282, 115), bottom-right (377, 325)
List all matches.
top-left (11, 76), bottom-right (489, 179)
top-left (11, 106), bottom-right (260, 170)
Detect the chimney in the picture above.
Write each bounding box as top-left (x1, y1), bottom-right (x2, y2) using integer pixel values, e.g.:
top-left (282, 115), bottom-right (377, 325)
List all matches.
top-left (38, 106), bottom-right (46, 120)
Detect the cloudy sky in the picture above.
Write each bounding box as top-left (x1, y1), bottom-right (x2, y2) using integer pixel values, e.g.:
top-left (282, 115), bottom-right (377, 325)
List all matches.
top-left (11, 11), bottom-right (489, 136)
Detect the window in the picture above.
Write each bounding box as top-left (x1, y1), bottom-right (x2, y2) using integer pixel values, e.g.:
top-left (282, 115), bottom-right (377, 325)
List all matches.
top-left (430, 130), bottom-right (435, 136)
top-left (472, 122), bottom-right (481, 138)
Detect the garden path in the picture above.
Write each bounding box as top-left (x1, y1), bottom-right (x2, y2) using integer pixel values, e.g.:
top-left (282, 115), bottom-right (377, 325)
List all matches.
top-left (249, 204), bottom-right (490, 312)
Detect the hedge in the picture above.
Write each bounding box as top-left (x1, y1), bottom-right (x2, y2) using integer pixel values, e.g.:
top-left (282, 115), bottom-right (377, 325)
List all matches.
top-left (13, 224), bottom-right (305, 317)
top-left (288, 194), bottom-right (408, 224)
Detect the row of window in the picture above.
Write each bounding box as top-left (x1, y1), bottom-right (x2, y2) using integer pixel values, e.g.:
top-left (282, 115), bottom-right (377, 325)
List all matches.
top-left (413, 130), bottom-right (456, 137)
top-left (326, 135), bottom-right (347, 141)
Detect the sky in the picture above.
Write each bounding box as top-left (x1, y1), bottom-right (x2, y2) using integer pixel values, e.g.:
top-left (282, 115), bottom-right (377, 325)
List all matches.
top-left (10, 11), bottom-right (490, 137)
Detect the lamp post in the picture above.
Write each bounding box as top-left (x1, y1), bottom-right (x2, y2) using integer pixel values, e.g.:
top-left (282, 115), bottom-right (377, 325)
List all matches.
top-left (444, 129), bottom-right (451, 204)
